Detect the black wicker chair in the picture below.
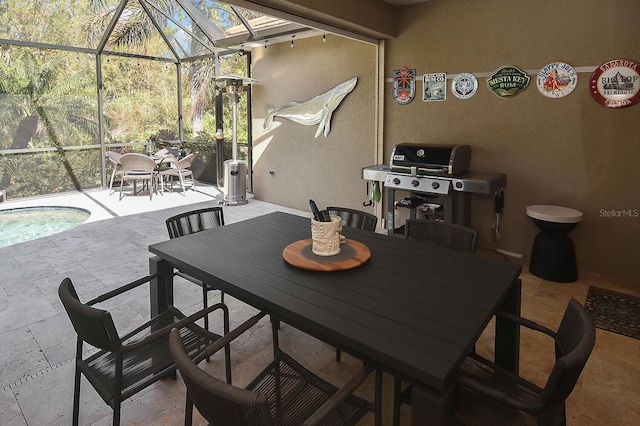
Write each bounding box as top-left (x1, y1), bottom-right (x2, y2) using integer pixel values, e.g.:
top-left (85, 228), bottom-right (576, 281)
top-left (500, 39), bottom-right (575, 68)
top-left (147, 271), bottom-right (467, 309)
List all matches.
top-left (170, 312), bottom-right (383, 426)
top-left (326, 206), bottom-right (378, 232)
top-left (404, 219), bottom-right (478, 253)
top-left (392, 299), bottom-right (596, 426)
top-left (166, 206), bottom-right (225, 237)
top-left (166, 206), bottom-right (225, 331)
top-left (391, 221), bottom-right (478, 420)
top-left (58, 276), bottom-right (230, 426)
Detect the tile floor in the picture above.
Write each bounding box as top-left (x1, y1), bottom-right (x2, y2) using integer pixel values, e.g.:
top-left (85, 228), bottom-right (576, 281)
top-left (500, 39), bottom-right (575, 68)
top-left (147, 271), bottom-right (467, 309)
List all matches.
top-left (0, 185), bottom-right (639, 425)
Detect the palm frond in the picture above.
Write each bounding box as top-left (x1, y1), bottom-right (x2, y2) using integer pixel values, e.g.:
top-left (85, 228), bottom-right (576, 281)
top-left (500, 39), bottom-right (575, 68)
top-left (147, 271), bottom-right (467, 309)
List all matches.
top-left (81, 8), bottom-right (118, 47)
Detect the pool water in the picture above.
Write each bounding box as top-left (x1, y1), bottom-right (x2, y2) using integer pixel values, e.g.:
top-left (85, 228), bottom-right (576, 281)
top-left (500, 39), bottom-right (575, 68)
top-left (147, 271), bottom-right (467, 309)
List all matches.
top-left (0, 206), bottom-right (91, 248)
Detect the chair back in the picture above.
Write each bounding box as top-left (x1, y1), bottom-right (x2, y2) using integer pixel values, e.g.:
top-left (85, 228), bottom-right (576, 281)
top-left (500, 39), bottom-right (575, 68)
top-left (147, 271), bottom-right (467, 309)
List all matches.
top-left (326, 206), bottom-right (377, 232)
top-left (169, 329), bottom-right (273, 425)
top-left (175, 152), bottom-right (196, 170)
top-left (120, 152), bottom-right (156, 173)
top-left (58, 278), bottom-right (120, 352)
top-left (105, 151), bottom-right (122, 166)
top-left (167, 147), bottom-right (181, 158)
top-left (166, 206), bottom-right (224, 239)
top-left (405, 219), bottom-right (478, 253)
top-left (539, 299), bottom-right (596, 407)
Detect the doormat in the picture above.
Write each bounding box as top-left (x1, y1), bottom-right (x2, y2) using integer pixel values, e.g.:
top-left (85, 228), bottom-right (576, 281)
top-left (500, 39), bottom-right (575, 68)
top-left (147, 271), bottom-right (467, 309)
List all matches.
top-left (585, 286), bottom-right (640, 340)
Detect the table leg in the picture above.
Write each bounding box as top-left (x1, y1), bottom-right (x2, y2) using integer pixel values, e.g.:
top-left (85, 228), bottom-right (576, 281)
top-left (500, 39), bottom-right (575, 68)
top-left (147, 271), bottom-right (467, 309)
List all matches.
top-left (411, 383), bottom-right (454, 425)
top-left (149, 256), bottom-right (174, 317)
top-left (495, 278), bottom-right (521, 373)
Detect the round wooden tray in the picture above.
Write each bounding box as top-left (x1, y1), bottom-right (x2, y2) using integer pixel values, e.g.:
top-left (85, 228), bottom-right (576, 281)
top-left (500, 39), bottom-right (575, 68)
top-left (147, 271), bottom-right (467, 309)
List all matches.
top-left (282, 238), bottom-right (371, 271)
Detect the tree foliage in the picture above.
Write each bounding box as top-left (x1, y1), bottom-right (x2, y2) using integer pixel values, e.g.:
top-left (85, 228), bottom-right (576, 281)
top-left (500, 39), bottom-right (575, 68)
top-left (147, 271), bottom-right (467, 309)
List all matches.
top-left (0, 46), bottom-right (100, 195)
top-left (0, 0), bottom-right (251, 199)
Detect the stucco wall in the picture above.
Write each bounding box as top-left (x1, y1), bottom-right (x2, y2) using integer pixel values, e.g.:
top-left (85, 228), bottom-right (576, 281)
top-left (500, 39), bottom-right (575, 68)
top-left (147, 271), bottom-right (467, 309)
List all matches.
top-left (251, 35), bottom-right (378, 214)
top-left (385, 0), bottom-right (640, 281)
top-left (249, 0), bottom-right (640, 283)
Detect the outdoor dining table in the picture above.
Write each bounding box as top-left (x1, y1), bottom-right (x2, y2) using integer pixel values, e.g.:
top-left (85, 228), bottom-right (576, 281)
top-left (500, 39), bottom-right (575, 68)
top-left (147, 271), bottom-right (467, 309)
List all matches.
top-left (148, 211), bottom-right (522, 425)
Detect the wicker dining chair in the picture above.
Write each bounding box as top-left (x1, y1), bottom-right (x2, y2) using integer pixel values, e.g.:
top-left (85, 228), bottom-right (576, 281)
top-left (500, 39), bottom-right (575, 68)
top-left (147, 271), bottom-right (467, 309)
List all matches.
top-left (166, 206), bottom-right (225, 332)
top-left (105, 151), bottom-right (123, 195)
top-left (58, 276), bottom-right (231, 426)
top-left (327, 206), bottom-right (378, 232)
top-left (170, 311), bottom-right (382, 426)
top-left (404, 219), bottom-right (478, 253)
top-left (392, 299), bottom-right (596, 426)
top-left (158, 152), bottom-right (197, 195)
top-left (118, 152), bottom-right (158, 200)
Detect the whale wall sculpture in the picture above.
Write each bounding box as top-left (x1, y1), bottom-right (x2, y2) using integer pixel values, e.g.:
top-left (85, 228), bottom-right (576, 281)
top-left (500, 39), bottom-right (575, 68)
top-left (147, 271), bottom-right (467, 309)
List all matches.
top-left (263, 77), bottom-right (358, 138)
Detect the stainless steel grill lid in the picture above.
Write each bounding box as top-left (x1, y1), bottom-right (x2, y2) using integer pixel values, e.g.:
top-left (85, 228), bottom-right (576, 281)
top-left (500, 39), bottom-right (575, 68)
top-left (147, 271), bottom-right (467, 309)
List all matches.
top-left (390, 144), bottom-right (471, 176)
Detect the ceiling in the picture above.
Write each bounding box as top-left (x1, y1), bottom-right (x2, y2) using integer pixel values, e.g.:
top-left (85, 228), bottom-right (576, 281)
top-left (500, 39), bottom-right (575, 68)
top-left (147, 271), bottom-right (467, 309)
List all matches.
top-left (382, 0), bottom-right (429, 5)
top-left (0, 0), bottom-right (430, 62)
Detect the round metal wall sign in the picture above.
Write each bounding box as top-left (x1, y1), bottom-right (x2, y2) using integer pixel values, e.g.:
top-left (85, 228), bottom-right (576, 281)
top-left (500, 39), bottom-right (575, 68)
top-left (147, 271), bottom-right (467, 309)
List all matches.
top-left (452, 73), bottom-right (478, 99)
top-left (536, 62), bottom-right (578, 98)
top-left (486, 65), bottom-right (530, 98)
top-left (590, 58), bottom-right (640, 108)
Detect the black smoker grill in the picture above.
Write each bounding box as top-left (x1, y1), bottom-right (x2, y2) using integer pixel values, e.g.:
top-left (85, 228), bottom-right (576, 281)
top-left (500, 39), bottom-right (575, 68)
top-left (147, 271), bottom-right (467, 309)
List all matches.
top-left (362, 144), bottom-right (506, 235)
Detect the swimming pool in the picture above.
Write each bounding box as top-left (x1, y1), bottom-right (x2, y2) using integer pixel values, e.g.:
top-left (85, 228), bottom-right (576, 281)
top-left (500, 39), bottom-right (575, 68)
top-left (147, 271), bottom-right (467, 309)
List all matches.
top-left (0, 206), bottom-right (91, 248)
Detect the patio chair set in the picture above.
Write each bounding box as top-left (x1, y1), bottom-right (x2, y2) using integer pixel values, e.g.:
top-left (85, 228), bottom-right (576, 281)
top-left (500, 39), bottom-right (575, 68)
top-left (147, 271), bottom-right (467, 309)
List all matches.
top-left (57, 205), bottom-right (596, 426)
top-left (58, 206), bottom-right (382, 426)
top-left (105, 150), bottom-right (197, 200)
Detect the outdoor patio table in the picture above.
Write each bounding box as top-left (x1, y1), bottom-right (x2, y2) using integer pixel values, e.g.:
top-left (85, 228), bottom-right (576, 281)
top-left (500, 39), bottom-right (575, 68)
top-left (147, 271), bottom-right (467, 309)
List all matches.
top-left (148, 211), bottom-right (522, 425)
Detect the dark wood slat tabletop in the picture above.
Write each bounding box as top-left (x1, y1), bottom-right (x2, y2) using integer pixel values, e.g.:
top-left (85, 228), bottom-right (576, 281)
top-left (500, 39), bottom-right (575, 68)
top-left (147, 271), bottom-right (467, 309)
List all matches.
top-left (149, 211), bottom-right (522, 394)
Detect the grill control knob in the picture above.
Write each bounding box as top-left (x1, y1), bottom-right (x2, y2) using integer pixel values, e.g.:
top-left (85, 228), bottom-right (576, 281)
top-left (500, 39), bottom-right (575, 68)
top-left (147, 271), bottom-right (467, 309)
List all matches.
top-left (393, 177), bottom-right (401, 185)
top-left (411, 179), bottom-right (419, 187)
top-left (432, 182), bottom-right (440, 190)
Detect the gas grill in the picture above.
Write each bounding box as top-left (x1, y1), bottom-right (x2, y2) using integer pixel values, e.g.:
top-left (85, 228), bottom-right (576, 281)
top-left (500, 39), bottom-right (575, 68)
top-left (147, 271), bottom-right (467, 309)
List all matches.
top-left (362, 144), bottom-right (506, 235)
top-left (390, 143), bottom-right (471, 177)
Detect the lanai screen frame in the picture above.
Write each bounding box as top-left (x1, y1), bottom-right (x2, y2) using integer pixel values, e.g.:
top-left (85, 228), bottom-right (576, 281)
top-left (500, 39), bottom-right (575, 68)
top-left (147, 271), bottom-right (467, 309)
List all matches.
top-left (0, 0), bottom-right (314, 194)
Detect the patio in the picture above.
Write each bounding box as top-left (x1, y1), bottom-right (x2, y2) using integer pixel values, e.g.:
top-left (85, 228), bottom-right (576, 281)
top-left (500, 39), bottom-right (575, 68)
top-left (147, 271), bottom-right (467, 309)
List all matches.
top-left (0, 187), bottom-right (639, 425)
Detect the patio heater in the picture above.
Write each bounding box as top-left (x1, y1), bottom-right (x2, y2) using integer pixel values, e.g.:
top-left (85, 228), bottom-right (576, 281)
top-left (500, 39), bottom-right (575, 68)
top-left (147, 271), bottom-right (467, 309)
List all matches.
top-left (214, 75), bottom-right (258, 206)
